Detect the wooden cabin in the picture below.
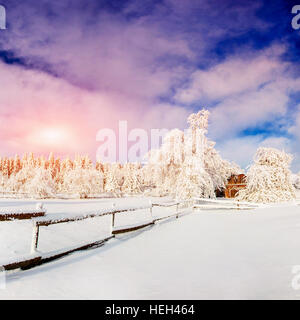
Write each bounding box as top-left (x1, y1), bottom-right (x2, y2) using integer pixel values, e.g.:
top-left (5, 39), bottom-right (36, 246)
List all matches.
top-left (224, 174), bottom-right (246, 198)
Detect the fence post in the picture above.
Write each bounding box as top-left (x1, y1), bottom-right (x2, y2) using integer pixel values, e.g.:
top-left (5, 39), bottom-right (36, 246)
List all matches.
top-left (111, 203), bottom-right (116, 235)
top-left (176, 202), bottom-right (179, 219)
top-left (149, 200), bottom-right (153, 219)
top-left (31, 222), bottom-right (40, 254)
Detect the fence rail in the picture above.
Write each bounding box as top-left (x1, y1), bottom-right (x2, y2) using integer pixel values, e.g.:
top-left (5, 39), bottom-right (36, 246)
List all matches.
top-left (0, 211), bottom-right (46, 221)
top-left (193, 197), bottom-right (261, 210)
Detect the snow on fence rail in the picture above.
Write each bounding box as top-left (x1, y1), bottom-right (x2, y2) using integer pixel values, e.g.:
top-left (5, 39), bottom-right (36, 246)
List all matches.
top-left (193, 197), bottom-right (261, 210)
top-left (0, 208), bottom-right (46, 221)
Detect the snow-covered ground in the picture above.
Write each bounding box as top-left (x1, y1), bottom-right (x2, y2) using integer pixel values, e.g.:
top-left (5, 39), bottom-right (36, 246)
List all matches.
top-left (0, 197), bottom-right (300, 299)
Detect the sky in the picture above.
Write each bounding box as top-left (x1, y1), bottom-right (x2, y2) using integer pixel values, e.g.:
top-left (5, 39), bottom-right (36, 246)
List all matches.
top-left (0, 0), bottom-right (299, 171)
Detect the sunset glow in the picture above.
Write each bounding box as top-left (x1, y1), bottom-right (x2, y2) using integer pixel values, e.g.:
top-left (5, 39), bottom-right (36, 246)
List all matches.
top-left (41, 128), bottom-right (68, 145)
top-left (28, 128), bottom-right (71, 147)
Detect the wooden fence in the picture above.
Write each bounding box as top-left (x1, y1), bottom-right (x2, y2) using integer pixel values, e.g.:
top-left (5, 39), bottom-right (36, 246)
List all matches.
top-left (1, 198), bottom-right (261, 272)
top-left (193, 197), bottom-right (261, 210)
top-left (2, 200), bottom-right (191, 271)
top-left (0, 211), bottom-right (46, 221)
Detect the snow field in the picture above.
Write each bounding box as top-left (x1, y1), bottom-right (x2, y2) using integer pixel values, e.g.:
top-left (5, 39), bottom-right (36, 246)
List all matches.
top-left (1, 203), bottom-right (300, 299)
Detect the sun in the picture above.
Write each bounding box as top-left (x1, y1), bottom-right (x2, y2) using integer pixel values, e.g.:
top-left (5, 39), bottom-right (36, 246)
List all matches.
top-left (28, 127), bottom-right (71, 147)
top-left (40, 128), bottom-right (65, 144)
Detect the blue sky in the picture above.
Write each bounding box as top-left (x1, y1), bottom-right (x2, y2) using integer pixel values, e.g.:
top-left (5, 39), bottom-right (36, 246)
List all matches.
top-left (0, 0), bottom-right (299, 170)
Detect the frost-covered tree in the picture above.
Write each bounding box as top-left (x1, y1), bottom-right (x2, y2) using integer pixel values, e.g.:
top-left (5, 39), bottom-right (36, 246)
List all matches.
top-left (23, 168), bottom-right (56, 198)
top-left (144, 129), bottom-right (185, 196)
top-left (122, 163), bottom-right (142, 194)
top-left (291, 173), bottom-right (300, 190)
top-left (176, 109), bottom-right (240, 200)
top-left (176, 157), bottom-right (215, 200)
top-left (0, 171), bottom-right (8, 194)
top-left (176, 110), bottom-right (215, 199)
top-left (237, 147), bottom-right (296, 203)
top-left (58, 154), bottom-right (104, 198)
top-left (61, 167), bottom-right (104, 198)
top-left (56, 156), bottom-right (73, 189)
top-left (1, 157), bottom-right (9, 177)
top-left (143, 109), bottom-right (240, 199)
top-left (203, 140), bottom-right (241, 192)
top-left (104, 163), bottom-right (122, 196)
top-left (143, 149), bottom-right (164, 194)
top-left (7, 167), bottom-right (56, 198)
top-left (160, 129), bottom-right (185, 196)
top-left (0, 153), bottom-right (107, 198)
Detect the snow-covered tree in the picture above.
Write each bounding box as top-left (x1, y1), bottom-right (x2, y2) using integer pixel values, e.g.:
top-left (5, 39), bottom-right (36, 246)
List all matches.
top-left (160, 129), bottom-right (185, 196)
top-left (122, 163), bottom-right (142, 194)
top-left (56, 156), bottom-right (73, 189)
top-left (104, 163), bottom-right (122, 196)
top-left (237, 147), bottom-right (296, 203)
top-left (143, 149), bottom-right (164, 195)
top-left (291, 173), bottom-right (300, 190)
top-left (1, 157), bottom-right (9, 177)
top-left (61, 167), bottom-right (104, 198)
top-left (144, 129), bottom-right (185, 196)
top-left (176, 110), bottom-right (214, 199)
top-left (0, 121), bottom-right (240, 201)
top-left (7, 167), bottom-right (56, 198)
top-left (0, 171), bottom-right (8, 194)
top-left (176, 109), bottom-right (240, 200)
top-left (176, 157), bottom-right (215, 200)
top-left (203, 140), bottom-right (241, 192)
top-left (143, 109), bottom-right (240, 199)
top-left (23, 168), bottom-right (56, 198)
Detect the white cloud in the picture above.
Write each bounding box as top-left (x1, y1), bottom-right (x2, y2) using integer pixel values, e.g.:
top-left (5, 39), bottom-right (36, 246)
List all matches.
top-left (173, 46), bottom-right (300, 148)
top-left (209, 79), bottom-right (289, 139)
top-left (217, 135), bottom-right (293, 171)
top-left (288, 105), bottom-right (300, 140)
top-left (175, 50), bottom-right (285, 103)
